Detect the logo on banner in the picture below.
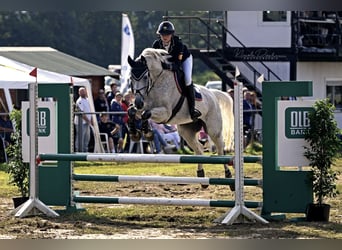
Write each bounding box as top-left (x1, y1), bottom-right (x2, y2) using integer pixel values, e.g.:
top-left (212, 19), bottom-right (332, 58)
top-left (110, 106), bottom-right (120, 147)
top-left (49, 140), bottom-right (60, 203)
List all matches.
top-left (285, 107), bottom-right (313, 138)
top-left (26, 108), bottom-right (50, 136)
top-left (123, 24), bottom-right (130, 35)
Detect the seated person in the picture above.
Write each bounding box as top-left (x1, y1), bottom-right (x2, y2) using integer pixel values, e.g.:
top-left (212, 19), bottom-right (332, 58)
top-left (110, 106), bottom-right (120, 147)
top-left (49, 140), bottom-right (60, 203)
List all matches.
top-left (162, 124), bottom-right (181, 150)
top-left (98, 113), bottom-right (121, 153)
top-left (148, 120), bottom-right (175, 154)
top-left (150, 120), bottom-right (181, 150)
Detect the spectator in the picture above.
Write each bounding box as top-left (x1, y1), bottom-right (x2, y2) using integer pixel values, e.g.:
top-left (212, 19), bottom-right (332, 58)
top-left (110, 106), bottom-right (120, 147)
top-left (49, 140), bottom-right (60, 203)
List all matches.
top-left (243, 91), bottom-right (254, 146)
top-left (74, 87), bottom-right (93, 152)
top-left (98, 113), bottom-right (121, 153)
top-left (163, 124), bottom-right (181, 150)
top-left (94, 88), bottom-right (109, 121)
top-left (148, 120), bottom-right (175, 154)
top-left (151, 120), bottom-right (181, 150)
top-left (121, 92), bottom-right (132, 152)
top-left (106, 80), bottom-right (119, 106)
top-left (0, 114), bottom-right (13, 146)
top-left (110, 91), bottom-right (125, 153)
top-left (249, 91), bottom-right (262, 143)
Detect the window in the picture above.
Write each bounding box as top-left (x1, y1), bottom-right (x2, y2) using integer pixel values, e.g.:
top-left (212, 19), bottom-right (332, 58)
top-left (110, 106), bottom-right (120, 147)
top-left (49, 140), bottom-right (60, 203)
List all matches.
top-left (262, 11), bottom-right (287, 22)
top-left (326, 83), bottom-right (342, 110)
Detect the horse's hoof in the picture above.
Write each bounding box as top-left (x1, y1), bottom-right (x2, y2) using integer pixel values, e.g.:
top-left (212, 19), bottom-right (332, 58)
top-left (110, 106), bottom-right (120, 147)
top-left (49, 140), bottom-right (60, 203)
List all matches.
top-left (130, 131), bottom-right (142, 141)
top-left (144, 131), bottom-right (154, 141)
top-left (225, 169), bottom-right (235, 192)
top-left (197, 169), bottom-right (209, 189)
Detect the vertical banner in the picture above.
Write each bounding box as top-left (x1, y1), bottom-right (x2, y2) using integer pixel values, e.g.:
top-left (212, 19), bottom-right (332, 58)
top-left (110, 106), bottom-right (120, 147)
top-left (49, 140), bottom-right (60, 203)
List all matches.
top-left (277, 100), bottom-right (315, 166)
top-left (22, 101), bottom-right (56, 162)
top-left (120, 13), bottom-right (135, 94)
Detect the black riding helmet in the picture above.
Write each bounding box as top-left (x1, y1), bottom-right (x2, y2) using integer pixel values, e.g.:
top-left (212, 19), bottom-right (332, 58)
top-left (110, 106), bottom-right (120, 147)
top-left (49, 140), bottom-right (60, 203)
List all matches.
top-left (156, 21), bottom-right (175, 35)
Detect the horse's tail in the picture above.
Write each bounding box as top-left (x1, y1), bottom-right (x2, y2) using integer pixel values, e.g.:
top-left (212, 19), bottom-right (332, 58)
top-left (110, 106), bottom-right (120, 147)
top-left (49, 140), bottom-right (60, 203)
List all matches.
top-left (212, 90), bottom-right (234, 152)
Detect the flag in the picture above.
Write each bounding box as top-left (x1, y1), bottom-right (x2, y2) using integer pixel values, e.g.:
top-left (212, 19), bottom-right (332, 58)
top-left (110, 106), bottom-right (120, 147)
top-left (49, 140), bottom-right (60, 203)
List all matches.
top-left (29, 67), bottom-right (37, 77)
top-left (235, 66), bottom-right (240, 79)
top-left (257, 74), bottom-right (264, 83)
top-left (120, 13), bottom-right (135, 94)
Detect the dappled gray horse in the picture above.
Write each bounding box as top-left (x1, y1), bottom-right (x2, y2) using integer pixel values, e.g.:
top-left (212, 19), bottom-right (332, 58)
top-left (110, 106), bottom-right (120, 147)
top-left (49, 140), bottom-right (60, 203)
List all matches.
top-left (127, 48), bottom-right (234, 187)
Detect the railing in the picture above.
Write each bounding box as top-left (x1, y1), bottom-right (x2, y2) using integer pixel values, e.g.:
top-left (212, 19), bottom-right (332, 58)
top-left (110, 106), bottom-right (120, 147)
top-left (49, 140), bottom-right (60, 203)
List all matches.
top-left (164, 14), bottom-right (283, 85)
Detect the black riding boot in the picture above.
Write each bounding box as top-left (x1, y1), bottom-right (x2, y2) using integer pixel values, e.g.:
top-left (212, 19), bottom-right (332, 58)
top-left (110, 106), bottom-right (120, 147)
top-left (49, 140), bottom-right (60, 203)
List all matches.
top-left (186, 83), bottom-right (201, 120)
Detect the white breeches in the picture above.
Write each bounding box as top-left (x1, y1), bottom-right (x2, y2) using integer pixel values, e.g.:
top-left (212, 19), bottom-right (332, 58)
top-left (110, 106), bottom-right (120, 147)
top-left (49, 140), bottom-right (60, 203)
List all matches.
top-left (182, 54), bottom-right (193, 86)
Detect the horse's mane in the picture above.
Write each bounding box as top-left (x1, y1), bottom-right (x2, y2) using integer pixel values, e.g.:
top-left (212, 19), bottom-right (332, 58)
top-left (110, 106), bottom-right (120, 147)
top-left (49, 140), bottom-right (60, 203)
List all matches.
top-left (141, 48), bottom-right (169, 60)
top-left (140, 48), bottom-right (171, 69)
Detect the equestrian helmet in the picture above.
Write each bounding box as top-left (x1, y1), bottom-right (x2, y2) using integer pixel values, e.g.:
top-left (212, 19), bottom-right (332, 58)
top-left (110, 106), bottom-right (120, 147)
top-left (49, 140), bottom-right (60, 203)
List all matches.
top-left (156, 21), bottom-right (175, 35)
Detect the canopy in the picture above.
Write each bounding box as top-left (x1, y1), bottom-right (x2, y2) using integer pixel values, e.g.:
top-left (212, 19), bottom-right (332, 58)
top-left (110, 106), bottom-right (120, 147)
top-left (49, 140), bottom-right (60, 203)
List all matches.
top-left (0, 55), bottom-right (103, 152)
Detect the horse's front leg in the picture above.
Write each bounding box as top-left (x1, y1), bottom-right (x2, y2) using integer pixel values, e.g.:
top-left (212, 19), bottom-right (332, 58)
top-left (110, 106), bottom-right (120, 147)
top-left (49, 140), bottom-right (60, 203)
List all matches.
top-left (141, 112), bottom-right (154, 141)
top-left (127, 105), bottom-right (142, 141)
top-left (140, 106), bottom-right (171, 141)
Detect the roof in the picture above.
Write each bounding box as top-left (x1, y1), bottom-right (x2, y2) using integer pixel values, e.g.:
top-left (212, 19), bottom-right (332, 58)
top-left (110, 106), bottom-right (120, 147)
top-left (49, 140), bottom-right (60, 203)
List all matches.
top-left (0, 47), bottom-right (118, 77)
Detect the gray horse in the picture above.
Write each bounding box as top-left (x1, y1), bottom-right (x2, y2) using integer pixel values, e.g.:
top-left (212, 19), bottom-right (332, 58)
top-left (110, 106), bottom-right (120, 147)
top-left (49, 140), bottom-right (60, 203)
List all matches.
top-left (127, 48), bottom-right (234, 187)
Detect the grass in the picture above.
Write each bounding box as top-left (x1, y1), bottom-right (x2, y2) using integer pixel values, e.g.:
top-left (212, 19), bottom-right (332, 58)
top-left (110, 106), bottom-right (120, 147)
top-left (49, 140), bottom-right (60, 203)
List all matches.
top-left (0, 156), bottom-right (341, 238)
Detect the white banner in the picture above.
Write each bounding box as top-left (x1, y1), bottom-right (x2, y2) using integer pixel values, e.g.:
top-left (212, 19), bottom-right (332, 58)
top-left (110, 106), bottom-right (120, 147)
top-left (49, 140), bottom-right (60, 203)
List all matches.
top-left (22, 101), bottom-right (57, 163)
top-left (277, 100), bottom-right (315, 167)
top-left (120, 13), bottom-right (135, 94)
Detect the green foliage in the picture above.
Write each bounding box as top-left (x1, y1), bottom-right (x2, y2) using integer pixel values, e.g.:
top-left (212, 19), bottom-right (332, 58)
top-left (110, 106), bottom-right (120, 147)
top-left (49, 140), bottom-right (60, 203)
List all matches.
top-left (5, 108), bottom-right (29, 197)
top-left (304, 99), bottom-right (341, 205)
top-left (245, 141), bottom-right (263, 155)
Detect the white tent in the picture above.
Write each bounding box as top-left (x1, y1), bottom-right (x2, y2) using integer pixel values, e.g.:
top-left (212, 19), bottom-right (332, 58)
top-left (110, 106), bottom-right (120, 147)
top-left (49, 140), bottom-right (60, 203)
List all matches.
top-left (0, 55), bottom-right (104, 153)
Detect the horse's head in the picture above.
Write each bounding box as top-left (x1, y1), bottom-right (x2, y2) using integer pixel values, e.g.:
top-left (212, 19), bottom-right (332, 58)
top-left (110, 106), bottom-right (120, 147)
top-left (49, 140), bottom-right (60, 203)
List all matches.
top-left (127, 54), bottom-right (149, 109)
top-left (128, 48), bottom-right (171, 110)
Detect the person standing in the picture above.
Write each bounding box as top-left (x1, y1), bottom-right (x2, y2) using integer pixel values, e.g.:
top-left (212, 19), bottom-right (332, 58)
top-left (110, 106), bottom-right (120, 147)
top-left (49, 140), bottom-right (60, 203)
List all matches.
top-left (152, 20), bottom-right (201, 121)
top-left (110, 91), bottom-right (124, 152)
top-left (121, 92), bottom-right (132, 152)
top-left (106, 80), bottom-right (119, 106)
top-left (243, 91), bottom-right (254, 146)
top-left (94, 88), bottom-right (109, 121)
top-left (74, 87), bottom-right (93, 152)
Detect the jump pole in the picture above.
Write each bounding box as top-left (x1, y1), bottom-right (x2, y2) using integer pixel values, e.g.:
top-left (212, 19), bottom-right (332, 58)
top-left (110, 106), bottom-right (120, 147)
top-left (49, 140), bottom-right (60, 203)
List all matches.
top-left (215, 81), bottom-right (268, 224)
top-left (14, 82), bottom-right (59, 218)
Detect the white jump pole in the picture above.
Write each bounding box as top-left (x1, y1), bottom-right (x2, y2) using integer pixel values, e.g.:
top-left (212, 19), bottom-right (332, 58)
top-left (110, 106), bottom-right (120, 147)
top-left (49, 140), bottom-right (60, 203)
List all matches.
top-left (216, 81), bottom-right (268, 225)
top-left (14, 81), bottom-right (59, 218)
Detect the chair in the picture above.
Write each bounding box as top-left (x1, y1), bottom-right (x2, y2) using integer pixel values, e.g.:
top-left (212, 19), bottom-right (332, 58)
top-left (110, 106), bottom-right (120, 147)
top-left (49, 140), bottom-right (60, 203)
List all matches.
top-left (129, 138), bottom-right (154, 154)
top-left (99, 133), bottom-right (112, 153)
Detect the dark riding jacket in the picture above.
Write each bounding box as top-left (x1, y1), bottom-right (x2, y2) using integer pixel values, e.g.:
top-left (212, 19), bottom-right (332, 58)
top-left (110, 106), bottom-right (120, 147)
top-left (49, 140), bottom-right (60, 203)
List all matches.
top-left (152, 35), bottom-right (191, 67)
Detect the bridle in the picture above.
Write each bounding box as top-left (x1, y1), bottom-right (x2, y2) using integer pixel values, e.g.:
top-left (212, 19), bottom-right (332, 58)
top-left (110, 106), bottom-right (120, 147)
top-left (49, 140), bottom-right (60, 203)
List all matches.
top-left (131, 62), bottom-right (164, 98)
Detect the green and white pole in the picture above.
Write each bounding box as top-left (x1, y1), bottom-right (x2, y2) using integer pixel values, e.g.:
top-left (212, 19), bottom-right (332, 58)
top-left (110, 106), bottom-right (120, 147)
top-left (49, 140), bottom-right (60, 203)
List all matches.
top-left (38, 153), bottom-right (261, 164)
top-left (15, 82), bottom-right (59, 218)
top-left (217, 81), bottom-right (268, 225)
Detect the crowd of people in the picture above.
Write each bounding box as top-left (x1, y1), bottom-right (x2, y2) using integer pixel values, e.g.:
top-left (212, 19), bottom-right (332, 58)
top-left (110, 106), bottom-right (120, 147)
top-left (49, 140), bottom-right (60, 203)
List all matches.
top-left (73, 79), bottom-right (182, 154)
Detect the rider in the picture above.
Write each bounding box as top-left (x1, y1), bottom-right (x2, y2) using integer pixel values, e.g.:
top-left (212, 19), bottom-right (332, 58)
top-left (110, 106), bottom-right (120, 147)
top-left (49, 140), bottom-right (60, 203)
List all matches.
top-left (152, 20), bottom-right (201, 121)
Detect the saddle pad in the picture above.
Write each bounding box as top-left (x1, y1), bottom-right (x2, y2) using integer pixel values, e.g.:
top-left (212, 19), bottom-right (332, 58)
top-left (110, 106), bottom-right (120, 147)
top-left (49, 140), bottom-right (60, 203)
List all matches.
top-left (194, 86), bottom-right (202, 101)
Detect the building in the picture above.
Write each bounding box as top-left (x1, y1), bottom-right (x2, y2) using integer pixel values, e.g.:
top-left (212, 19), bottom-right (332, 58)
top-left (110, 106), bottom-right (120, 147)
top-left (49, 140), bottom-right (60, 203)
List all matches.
top-left (166, 11), bottom-right (342, 129)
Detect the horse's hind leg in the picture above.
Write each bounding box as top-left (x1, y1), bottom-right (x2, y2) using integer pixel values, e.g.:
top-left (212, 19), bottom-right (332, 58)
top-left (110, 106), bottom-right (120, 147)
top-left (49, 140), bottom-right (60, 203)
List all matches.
top-left (209, 132), bottom-right (235, 191)
top-left (177, 124), bottom-right (208, 188)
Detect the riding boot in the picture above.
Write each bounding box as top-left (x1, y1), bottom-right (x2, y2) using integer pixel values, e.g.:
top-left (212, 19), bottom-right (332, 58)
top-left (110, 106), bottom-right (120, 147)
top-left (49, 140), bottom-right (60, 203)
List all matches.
top-left (186, 83), bottom-right (201, 120)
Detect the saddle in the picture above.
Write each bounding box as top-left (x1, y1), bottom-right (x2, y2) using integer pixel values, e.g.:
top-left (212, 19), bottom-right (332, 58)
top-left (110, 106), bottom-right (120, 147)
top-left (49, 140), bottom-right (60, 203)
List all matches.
top-left (173, 68), bottom-right (202, 100)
